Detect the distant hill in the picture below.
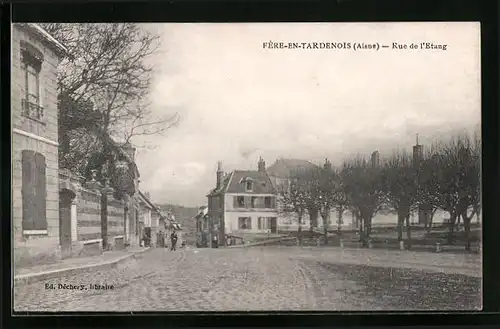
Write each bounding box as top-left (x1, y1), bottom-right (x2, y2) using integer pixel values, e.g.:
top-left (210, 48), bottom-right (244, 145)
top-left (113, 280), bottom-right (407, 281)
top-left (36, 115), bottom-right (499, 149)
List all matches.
top-left (158, 204), bottom-right (199, 245)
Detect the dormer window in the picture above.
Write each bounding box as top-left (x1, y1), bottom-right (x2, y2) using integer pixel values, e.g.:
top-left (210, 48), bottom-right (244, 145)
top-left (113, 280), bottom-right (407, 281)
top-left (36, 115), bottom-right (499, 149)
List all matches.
top-left (246, 180), bottom-right (253, 192)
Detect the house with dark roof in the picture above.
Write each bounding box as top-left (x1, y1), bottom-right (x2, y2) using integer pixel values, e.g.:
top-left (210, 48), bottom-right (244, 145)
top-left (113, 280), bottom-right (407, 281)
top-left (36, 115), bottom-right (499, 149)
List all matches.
top-left (207, 158), bottom-right (278, 244)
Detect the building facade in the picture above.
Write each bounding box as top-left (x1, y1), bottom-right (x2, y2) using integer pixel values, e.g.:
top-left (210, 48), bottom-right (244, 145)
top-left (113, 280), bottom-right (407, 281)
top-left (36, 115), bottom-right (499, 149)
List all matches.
top-left (12, 24), bottom-right (68, 267)
top-left (207, 158), bottom-right (278, 244)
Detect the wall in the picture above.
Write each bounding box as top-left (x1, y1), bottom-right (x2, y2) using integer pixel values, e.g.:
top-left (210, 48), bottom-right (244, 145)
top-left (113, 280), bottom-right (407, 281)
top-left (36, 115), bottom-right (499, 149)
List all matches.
top-left (106, 195), bottom-right (125, 249)
top-left (76, 188), bottom-right (102, 241)
top-left (12, 24), bottom-right (62, 268)
top-left (224, 193), bottom-right (278, 234)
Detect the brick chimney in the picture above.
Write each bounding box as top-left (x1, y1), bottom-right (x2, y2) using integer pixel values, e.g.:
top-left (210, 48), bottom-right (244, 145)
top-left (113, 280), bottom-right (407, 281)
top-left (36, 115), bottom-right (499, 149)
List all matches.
top-left (324, 158), bottom-right (332, 171)
top-left (258, 157), bottom-right (266, 172)
top-left (121, 142), bottom-right (136, 162)
top-left (371, 151), bottom-right (380, 168)
top-left (216, 161), bottom-right (223, 189)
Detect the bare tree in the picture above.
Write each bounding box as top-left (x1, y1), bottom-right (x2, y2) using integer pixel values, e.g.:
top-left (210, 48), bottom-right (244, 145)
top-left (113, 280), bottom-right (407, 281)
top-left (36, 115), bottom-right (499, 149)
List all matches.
top-left (416, 145), bottom-right (441, 234)
top-left (341, 156), bottom-right (385, 247)
top-left (425, 132), bottom-right (481, 247)
top-left (41, 23), bottom-right (179, 185)
top-left (278, 170), bottom-right (315, 246)
top-left (333, 168), bottom-right (349, 236)
top-left (381, 149), bottom-right (418, 247)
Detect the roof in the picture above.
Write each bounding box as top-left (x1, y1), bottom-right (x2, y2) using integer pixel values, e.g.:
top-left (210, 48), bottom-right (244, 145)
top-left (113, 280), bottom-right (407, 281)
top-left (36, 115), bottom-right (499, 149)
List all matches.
top-left (138, 190), bottom-right (165, 218)
top-left (266, 158), bottom-right (319, 178)
top-left (222, 170), bottom-right (276, 194)
top-left (17, 24), bottom-right (69, 57)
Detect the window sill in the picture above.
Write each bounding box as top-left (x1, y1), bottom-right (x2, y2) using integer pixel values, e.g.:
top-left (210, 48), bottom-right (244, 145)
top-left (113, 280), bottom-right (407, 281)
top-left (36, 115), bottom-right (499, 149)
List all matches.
top-left (21, 114), bottom-right (46, 125)
top-left (23, 230), bottom-right (48, 236)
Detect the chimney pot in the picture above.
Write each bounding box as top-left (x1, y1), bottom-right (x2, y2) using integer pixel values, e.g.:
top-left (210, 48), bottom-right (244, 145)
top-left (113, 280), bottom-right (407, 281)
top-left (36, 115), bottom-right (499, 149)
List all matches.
top-left (258, 157), bottom-right (266, 172)
top-left (216, 161), bottom-right (223, 189)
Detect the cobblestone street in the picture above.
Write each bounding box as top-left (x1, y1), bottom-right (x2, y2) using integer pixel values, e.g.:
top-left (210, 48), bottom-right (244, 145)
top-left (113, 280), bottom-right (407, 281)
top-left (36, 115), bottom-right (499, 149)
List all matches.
top-left (14, 247), bottom-right (481, 312)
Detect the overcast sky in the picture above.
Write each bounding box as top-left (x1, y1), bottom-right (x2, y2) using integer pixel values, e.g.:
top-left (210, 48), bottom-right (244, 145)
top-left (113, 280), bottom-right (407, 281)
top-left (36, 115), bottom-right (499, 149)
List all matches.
top-left (134, 23), bottom-right (480, 207)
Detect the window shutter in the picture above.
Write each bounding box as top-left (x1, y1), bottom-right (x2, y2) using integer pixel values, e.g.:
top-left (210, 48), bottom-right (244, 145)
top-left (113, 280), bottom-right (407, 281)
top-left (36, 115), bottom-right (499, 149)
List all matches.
top-left (22, 150), bottom-right (36, 230)
top-left (271, 197), bottom-right (276, 209)
top-left (34, 152), bottom-right (47, 230)
top-left (258, 218), bottom-right (261, 230)
top-left (244, 196), bottom-right (251, 208)
top-left (233, 196), bottom-right (238, 208)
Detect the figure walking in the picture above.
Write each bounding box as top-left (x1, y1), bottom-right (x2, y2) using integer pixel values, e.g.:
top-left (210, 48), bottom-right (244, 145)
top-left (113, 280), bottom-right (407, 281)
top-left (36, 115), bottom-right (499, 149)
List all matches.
top-left (170, 230), bottom-right (178, 251)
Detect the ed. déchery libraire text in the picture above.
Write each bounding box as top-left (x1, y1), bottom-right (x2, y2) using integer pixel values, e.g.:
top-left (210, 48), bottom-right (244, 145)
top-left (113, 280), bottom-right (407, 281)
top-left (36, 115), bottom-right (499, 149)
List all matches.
top-left (262, 41), bottom-right (448, 51)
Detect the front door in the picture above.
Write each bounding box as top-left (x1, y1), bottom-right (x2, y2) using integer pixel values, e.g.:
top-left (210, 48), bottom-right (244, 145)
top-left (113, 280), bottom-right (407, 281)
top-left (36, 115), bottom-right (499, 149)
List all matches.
top-left (270, 217), bottom-right (277, 233)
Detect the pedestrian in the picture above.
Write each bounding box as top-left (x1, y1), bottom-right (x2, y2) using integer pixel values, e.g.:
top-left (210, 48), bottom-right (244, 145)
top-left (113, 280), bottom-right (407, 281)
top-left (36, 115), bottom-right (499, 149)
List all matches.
top-left (170, 230), bottom-right (178, 251)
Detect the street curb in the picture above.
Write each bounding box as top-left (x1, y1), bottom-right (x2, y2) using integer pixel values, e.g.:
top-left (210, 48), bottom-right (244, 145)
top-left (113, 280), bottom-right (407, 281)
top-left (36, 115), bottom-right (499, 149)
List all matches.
top-left (226, 237), bottom-right (297, 248)
top-left (14, 248), bottom-right (151, 285)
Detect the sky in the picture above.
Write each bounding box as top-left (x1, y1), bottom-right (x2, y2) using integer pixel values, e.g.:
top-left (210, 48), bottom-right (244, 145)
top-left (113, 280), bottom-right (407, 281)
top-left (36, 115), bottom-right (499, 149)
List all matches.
top-left (133, 23), bottom-right (481, 207)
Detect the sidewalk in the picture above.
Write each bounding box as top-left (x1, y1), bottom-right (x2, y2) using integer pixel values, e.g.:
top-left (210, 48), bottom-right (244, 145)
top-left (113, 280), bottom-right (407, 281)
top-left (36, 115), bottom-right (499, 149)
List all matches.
top-left (14, 247), bottom-right (150, 285)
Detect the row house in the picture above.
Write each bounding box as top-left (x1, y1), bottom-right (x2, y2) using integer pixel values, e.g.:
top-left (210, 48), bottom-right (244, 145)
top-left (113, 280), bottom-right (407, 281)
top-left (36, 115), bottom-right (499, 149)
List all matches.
top-left (11, 23), bottom-right (69, 267)
top-left (137, 190), bottom-right (167, 247)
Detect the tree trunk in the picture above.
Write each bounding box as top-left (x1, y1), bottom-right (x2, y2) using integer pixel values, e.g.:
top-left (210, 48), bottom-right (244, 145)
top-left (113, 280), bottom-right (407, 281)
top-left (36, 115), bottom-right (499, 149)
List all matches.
top-left (447, 212), bottom-right (457, 245)
top-left (297, 213), bottom-right (303, 246)
top-left (456, 214), bottom-right (461, 229)
top-left (323, 215), bottom-right (329, 246)
top-left (397, 211), bottom-right (404, 241)
top-left (363, 216), bottom-right (372, 248)
top-left (463, 212), bottom-right (471, 251)
top-left (405, 214), bottom-right (412, 249)
top-left (426, 209), bottom-right (435, 234)
top-left (337, 208), bottom-right (343, 236)
top-left (358, 218), bottom-right (364, 243)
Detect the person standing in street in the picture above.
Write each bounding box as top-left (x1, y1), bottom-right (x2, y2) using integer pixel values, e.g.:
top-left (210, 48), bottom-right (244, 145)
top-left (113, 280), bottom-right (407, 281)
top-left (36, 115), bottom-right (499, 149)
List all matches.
top-left (170, 230), bottom-right (178, 251)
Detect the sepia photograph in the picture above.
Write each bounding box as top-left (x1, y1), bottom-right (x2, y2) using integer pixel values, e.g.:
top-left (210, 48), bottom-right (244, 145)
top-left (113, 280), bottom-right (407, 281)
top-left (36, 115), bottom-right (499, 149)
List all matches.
top-left (12, 22), bottom-right (481, 312)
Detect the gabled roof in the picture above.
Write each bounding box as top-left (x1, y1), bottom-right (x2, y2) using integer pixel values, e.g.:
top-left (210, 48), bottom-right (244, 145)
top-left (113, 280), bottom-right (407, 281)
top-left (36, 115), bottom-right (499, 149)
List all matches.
top-left (224, 170), bottom-right (276, 194)
top-left (266, 158), bottom-right (319, 178)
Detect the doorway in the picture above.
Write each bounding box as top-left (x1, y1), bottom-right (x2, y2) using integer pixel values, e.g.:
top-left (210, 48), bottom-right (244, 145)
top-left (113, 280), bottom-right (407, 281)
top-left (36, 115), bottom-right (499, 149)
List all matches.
top-left (269, 217), bottom-right (277, 233)
top-left (59, 188), bottom-right (75, 259)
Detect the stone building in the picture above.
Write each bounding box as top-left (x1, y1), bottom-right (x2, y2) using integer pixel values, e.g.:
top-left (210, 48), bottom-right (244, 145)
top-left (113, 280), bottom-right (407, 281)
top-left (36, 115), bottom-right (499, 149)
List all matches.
top-left (207, 158), bottom-right (278, 244)
top-left (12, 24), bottom-right (68, 267)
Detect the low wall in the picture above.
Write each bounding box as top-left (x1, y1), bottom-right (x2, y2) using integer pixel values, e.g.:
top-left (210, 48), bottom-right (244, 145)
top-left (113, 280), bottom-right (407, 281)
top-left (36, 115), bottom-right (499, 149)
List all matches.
top-left (74, 187), bottom-right (125, 254)
top-left (106, 196), bottom-right (125, 250)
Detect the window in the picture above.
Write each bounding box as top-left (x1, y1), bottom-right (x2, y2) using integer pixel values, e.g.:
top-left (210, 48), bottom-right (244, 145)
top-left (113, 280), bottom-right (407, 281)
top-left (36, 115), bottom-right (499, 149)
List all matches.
top-left (246, 180), bottom-right (253, 191)
top-left (20, 42), bottom-right (43, 120)
top-left (22, 150), bottom-right (47, 231)
top-left (251, 197), bottom-right (257, 208)
top-left (265, 196), bottom-right (272, 208)
top-left (235, 196), bottom-right (245, 208)
top-left (258, 217), bottom-right (268, 230)
top-left (238, 217), bottom-right (252, 230)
